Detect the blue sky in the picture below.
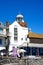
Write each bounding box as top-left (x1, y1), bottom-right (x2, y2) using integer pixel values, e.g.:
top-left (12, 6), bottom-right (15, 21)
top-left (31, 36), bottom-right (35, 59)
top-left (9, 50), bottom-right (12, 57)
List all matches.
top-left (0, 0), bottom-right (43, 34)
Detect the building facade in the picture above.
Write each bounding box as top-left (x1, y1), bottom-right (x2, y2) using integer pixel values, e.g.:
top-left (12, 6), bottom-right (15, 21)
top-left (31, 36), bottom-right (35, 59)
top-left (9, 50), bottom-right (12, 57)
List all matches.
top-left (0, 13), bottom-right (43, 57)
top-left (22, 31), bottom-right (43, 56)
top-left (0, 22), bottom-right (10, 55)
top-left (28, 32), bottom-right (43, 56)
top-left (0, 23), bottom-right (6, 50)
top-left (9, 13), bottom-right (28, 51)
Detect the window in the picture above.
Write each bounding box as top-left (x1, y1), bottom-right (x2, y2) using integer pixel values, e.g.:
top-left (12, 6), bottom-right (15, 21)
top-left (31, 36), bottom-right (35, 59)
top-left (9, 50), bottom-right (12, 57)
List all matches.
top-left (14, 28), bottom-right (17, 32)
top-left (25, 38), bottom-right (27, 41)
top-left (0, 28), bottom-right (3, 34)
top-left (0, 28), bottom-right (3, 33)
top-left (14, 33), bottom-right (17, 35)
top-left (14, 28), bottom-right (18, 41)
top-left (14, 37), bottom-right (17, 40)
top-left (6, 29), bottom-right (9, 34)
top-left (39, 48), bottom-right (43, 56)
top-left (16, 17), bottom-right (23, 22)
top-left (25, 35), bottom-right (27, 41)
top-left (32, 47), bottom-right (37, 55)
top-left (21, 38), bottom-right (23, 40)
top-left (0, 28), bottom-right (3, 31)
top-left (0, 39), bottom-right (2, 45)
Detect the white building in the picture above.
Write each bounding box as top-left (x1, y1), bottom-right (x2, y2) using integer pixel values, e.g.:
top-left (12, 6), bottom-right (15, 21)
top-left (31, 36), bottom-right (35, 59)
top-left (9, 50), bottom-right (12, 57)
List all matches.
top-left (0, 23), bottom-right (6, 51)
top-left (9, 13), bottom-right (28, 51)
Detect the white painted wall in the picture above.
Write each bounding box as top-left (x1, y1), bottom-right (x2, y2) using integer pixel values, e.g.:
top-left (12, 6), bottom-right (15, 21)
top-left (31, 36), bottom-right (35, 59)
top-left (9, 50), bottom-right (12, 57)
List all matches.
top-left (9, 21), bottom-right (28, 51)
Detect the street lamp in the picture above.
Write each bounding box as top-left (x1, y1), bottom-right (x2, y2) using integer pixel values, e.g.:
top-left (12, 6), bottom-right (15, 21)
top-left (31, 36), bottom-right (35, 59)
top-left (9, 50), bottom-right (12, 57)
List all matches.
top-left (27, 38), bottom-right (30, 56)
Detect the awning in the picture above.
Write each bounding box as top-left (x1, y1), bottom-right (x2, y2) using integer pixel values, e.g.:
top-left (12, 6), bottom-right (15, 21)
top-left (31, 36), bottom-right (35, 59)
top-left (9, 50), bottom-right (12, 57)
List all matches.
top-left (28, 43), bottom-right (43, 48)
top-left (18, 43), bottom-right (43, 48)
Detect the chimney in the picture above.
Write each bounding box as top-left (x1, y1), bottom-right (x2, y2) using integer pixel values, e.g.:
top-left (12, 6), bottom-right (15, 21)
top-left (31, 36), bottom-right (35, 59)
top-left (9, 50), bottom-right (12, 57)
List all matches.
top-left (6, 22), bottom-right (9, 27)
top-left (6, 22), bottom-right (10, 35)
top-left (0, 23), bottom-right (2, 25)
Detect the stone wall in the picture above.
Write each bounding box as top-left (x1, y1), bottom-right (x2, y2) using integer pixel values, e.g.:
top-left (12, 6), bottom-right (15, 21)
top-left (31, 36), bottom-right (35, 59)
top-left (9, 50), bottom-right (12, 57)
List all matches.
top-left (0, 57), bottom-right (43, 65)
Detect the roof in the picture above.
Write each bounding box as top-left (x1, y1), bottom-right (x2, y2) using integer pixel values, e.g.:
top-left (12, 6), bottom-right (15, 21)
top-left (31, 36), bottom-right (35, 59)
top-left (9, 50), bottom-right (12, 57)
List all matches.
top-left (28, 32), bottom-right (43, 38)
top-left (16, 13), bottom-right (23, 18)
top-left (18, 22), bottom-right (27, 28)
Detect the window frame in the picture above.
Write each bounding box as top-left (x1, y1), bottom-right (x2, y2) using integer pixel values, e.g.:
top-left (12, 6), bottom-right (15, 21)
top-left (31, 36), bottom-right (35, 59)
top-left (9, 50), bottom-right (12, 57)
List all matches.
top-left (14, 27), bottom-right (18, 41)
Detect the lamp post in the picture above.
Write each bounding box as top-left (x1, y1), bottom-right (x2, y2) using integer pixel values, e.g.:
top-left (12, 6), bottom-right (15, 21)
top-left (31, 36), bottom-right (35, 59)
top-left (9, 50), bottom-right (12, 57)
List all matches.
top-left (27, 38), bottom-right (28, 56)
top-left (26, 38), bottom-right (29, 65)
top-left (27, 38), bottom-right (30, 55)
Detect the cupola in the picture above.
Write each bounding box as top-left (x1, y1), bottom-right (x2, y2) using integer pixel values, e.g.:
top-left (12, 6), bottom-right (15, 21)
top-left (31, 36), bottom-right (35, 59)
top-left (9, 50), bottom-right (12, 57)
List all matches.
top-left (16, 13), bottom-right (24, 22)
